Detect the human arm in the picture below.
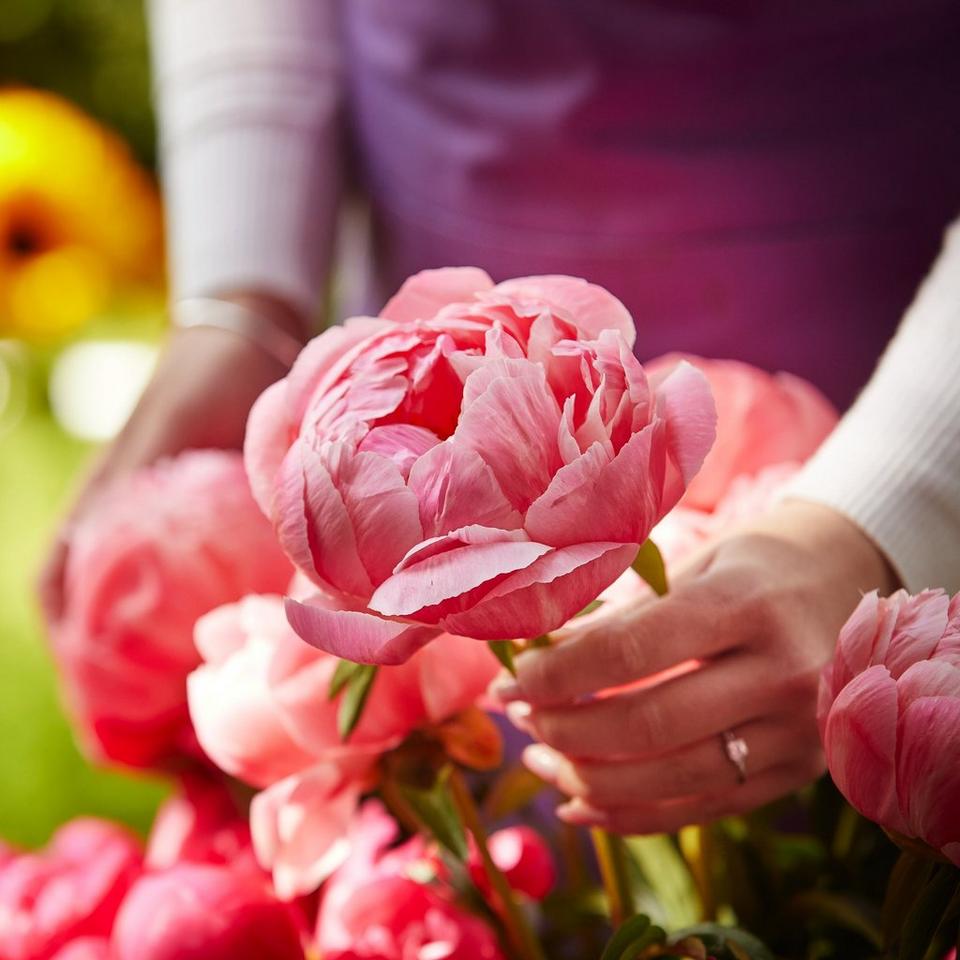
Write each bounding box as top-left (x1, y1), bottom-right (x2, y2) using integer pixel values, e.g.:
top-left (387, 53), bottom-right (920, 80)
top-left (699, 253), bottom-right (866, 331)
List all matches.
top-left (37, 0), bottom-right (342, 623)
top-left (493, 215), bottom-right (960, 830)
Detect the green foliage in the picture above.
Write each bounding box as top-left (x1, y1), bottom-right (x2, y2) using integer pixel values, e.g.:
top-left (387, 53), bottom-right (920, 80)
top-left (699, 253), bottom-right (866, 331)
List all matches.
top-left (336, 663), bottom-right (379, 740)
top-left (0, 0), bottom-right (155, 166)
top-left (600, 915), bottom-right (666, 960)
top-left (395, 765), bottom-right (468, 861)
top-left (631, 540), bottom-right (668, 597)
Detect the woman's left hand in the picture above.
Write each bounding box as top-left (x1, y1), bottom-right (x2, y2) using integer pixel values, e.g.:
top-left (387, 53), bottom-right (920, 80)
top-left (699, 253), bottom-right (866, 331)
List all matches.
top-left (490, 501), bottom-right (897, 833)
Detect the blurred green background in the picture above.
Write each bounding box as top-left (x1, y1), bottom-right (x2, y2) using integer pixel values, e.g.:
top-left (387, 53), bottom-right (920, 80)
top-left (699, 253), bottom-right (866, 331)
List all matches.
top-left (0, 0), bottom-right (168, 847)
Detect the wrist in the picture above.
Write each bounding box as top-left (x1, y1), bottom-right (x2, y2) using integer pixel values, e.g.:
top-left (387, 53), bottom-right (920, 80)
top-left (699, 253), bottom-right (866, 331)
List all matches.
top-left (760, 500), bottom-right (900, 596)
top-left (171, 294), bottom-right (309, 370)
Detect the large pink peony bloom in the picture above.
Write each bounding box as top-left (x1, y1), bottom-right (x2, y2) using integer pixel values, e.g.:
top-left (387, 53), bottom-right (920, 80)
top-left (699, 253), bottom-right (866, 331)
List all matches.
top-left (187, 594), bottom-right (498, 897)
top-left (0, 819), bottom-right (142, 960)
top-left (111, 862), bottom-right (306, 960)
top-left (245, 268), bottom-right (716, 664)
top-left (316, 802), bottom-right (504, 960)
top-left (646, 354), bottom-right (836, 512)
top-left (54, 451), bottom-right (293, 768)
top-left (819, 589), bottom-right (960, 865)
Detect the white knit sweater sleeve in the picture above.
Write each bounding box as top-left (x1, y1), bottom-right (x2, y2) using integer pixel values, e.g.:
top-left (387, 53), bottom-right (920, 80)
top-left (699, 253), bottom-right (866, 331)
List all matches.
top-left (147, 0), bottom-right (341, 318)
top-left (787, 218), bottom-right (960, 593)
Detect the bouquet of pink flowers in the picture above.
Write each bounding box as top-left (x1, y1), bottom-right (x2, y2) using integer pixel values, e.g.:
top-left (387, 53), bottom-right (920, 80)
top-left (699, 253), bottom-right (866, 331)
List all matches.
top-left (12, 268), bottom-right (957, 960)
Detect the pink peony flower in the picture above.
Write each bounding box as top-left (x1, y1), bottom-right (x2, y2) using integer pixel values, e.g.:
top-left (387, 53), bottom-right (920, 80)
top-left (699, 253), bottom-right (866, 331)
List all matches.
top-left (316, 802), bottom-right (504, 960)
top-left (468, 827), bottom-right (556, 902)
top-left (646, 354), bottom-right (836, 512)
top-left (818, 589), bottom-right (960, 865)
top-left (111, 862), bottom-right (306, 960)
top-left (245, 268), bottom-right (716, 664)
top-left (54, 451), bottom-right (293, 768)
top-left (0, 819), bottom-right (142, 960)
top-left (186, 594), bottom-right (498, 897)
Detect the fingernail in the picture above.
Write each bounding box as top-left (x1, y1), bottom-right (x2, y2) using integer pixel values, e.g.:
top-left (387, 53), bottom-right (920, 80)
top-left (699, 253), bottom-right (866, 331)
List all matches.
top-left (523, 744), bottom-right (561, 779)
top-left (488, 674), bottom-right (523, 702)
top-left (505, 700), bottom-right (533, 731)
top-left (556, 799), bottom-right (608, 827)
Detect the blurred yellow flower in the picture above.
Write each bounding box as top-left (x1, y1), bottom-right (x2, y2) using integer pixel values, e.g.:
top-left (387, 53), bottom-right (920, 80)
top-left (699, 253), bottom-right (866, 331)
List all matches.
top-left (0, 88), bottom-right (164, 342)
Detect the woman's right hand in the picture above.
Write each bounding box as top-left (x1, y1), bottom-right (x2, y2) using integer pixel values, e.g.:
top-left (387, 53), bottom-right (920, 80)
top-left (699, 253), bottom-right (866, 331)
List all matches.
top-left (36, 293), bottom-right (308, 628)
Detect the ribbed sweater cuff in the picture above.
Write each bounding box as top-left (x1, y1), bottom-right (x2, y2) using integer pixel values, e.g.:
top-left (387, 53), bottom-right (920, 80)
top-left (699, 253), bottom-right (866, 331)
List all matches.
top-left (786, 220), bottom-right (960, 594)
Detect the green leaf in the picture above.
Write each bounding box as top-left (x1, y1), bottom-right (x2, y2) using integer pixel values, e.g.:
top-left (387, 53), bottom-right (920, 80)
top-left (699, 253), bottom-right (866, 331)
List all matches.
top-left (899, 864), bottom-right (960, 960)
top-left (625, 834), bottom-right (701, 928)
top-left (631, 540), bottom-right (668, 597)
top-left (600, 914), bottom-right (666, 960)
top-left (671, 924), bottom-right (775, 960)
top-left (883, 852), bottom-right (937, 947)
top-left (397, 765), bottom-right (469, 861)
top-left (576, 599), bottom-right (605, 617)
top-left (328, 659), bottom-right (362, 701)
top-left (488, 640), bottom-right (517, 675)
top-left (337, 664), bottom-right (378, 740)
top-left (788, 890), bottom-right (882, 949)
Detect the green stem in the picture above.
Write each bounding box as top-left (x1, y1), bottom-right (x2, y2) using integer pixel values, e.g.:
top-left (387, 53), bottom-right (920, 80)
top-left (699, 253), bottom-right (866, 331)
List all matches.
top-left (591, 828), bottom-right (636, 928)
top-left (448, 768), bottom-right (546, 960)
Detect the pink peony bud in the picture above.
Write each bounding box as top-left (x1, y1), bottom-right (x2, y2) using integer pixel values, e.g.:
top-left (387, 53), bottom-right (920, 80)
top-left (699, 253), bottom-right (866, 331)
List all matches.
top-left (819, 589), bottom-right (960, 865)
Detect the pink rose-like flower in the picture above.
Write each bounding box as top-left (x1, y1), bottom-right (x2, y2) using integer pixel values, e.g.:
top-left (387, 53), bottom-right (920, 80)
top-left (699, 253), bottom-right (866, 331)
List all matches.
top-left (317, 802), bottom-right (503, 960)
top-left (111, 862), bottom-right (306, 960)
top-left (468, 827), bottom-right (556, 902)
top-left (246, 268), bottom-right (716, 664)
top-left (819, 589), bottom-right (960, 865)
top-left (187, 594), bottom-right (498, 896)
top-left (646, 354), bottom-right (836, 512)
top-left (0, 819), bottom-right (142, 960)
top-left (55, 450), bottom-right (293, 768)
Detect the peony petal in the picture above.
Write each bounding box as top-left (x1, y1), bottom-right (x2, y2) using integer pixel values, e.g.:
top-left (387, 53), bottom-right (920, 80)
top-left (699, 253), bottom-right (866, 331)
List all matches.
top-left (822, 665), bottom-right (907, 832)
top-left (358, 424), bottom-right (440, 478)
top-left (369, 536), bottom-right (552, 620)
top-left (250, 766), bottom-right (361, 899)
top-left (415, 633), bottom-right (501, 722)
top-left (321, 444), bottom-right (425, 587)
top-left (244, 380), bottom-right (293, 518)
top-left (654, 360), bottom-right (717, 509)
top-left (493, 275), bottom-right (636, 346)
top-left (454, 363), bottom-right (563, 513)
top-left (524, 424), bottom-right (664, 548)
top-left (284, 596), bottom-right (439, 666)
top-left (882, 590), bottom-right (952, 680)
top-left (896, 694), bottom-right (960, 854)
top-left (408, 441), bottom-right (522, 538)
top-left (441, 541), bottom-right (638, 640)
top-left (276, 441), bottom-right (373, 598)
top-left (380, 267), bottom-right (494, 323)
top-left (393, 525), bottom-right (530, 574)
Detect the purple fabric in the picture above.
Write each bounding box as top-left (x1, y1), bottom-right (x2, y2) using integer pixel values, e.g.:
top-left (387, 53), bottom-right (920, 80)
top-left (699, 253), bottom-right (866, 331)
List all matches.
top-left (339, 1), bottom-right (960, 409)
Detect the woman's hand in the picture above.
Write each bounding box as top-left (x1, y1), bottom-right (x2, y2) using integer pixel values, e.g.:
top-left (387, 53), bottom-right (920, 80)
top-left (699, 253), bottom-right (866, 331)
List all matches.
top-left (491, 501), bottom-right (898, 833)
top-left (36, 293), bottom-right (307, 628)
